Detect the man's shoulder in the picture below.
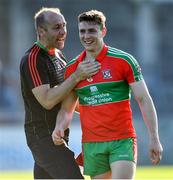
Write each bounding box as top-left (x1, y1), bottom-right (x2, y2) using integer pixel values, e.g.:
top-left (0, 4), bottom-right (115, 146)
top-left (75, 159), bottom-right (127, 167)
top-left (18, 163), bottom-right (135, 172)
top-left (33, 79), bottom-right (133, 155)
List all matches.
top-left (106, 46), bottom-right (137, 64)
top-left (20, 45), bottom-right (46, 67)
top-left (107, 46), bottom-right (133, 58)
top-left (20, 45), bottom-right (33, 63)
top-left (66, 54), bottom-right (81, 68)
top-left (20, 50), bottom-right (30, 70)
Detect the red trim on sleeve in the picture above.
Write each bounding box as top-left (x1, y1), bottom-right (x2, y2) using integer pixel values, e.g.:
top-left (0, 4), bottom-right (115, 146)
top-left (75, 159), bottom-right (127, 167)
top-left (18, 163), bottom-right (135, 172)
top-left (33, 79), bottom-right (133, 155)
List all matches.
top-left (28, 46), bottom-right (42, 87)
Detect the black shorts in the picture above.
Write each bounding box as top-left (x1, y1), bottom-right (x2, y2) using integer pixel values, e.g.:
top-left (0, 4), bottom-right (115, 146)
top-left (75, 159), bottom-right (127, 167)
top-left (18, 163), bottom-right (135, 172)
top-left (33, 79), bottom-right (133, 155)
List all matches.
top-left (28, 135), bottom-right (83, 179)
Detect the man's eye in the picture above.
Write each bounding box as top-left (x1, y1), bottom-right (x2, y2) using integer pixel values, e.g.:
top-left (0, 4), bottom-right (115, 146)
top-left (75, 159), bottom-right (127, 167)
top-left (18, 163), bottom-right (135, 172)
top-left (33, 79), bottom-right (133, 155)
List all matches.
top-left (55, 26), bottom-right (60, 29)
top-left (62, 24), bottom-right (66, 28)
top-left (89, 29), bottom-right (97, 33)
top-left (80, 30), bottom-right (85, 33)
top-left (53, 24), bottom-right (66, 30)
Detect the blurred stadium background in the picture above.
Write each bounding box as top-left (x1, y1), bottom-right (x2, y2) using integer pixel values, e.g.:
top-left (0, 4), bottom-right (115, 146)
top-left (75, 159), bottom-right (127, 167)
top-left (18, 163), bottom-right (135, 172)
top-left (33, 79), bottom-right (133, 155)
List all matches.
top-left (0, 0), bottom-right (173, 177)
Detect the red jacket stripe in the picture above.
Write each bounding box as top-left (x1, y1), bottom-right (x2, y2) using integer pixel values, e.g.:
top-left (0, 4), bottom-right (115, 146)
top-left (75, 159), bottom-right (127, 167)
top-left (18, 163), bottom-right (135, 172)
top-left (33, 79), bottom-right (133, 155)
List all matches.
top-left (28, 46), bottom-right (37, 86)
top-left (28, 46), bottom-right (42, 87)
top-left (32, 47), bottom-right (42, 86)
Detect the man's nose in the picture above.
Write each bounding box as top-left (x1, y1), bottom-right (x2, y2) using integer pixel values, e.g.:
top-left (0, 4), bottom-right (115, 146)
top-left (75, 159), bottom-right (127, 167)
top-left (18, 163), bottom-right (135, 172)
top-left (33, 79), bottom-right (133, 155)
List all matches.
top-left (59, 28), bottom-right (66, 35)
top-left (84, 32), bottom-right (91, 38)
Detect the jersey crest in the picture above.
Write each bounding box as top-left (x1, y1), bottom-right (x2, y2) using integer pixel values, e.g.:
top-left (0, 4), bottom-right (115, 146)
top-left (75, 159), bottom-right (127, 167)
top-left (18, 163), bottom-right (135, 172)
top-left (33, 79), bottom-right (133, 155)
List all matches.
top-left (102, 69), bottom-right (112, 79)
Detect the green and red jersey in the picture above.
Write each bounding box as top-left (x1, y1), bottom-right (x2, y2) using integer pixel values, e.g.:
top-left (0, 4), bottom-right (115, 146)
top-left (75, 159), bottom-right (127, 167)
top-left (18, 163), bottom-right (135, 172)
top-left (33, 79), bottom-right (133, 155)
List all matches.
top-left (65, 44), bottom-right (143, 142)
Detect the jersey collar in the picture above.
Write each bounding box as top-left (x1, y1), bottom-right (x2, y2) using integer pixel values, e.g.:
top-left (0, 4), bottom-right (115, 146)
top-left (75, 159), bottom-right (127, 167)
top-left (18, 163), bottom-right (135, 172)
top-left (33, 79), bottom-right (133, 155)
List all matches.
top-left (77, 44), bottom-right (108, 62)
top-left (35, 41), bottom-right (55, 56)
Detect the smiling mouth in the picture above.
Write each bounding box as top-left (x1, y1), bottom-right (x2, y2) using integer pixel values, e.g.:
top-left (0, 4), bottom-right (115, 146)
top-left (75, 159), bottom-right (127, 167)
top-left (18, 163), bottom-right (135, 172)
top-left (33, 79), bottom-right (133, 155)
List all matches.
top-left (57, 36), bottom-right (66, 41)
top-left (84, 40), bottom-right (94, 45)
top-left (57, 39), bottom-right (65, 42)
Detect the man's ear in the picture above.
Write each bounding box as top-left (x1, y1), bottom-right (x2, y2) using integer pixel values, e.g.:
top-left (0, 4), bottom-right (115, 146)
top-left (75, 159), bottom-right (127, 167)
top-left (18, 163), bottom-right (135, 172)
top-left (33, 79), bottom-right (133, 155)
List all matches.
top-left (37, 26), bottom-right (46, 38)
top-left (102, 27), bottom-right (107, 37)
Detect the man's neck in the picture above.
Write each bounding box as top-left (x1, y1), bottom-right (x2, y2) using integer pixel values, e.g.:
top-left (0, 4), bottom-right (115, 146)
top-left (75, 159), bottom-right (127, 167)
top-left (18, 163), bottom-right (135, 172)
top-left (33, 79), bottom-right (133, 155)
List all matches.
top-left (36, 41), bottom-right (56, 56)
top-left (85, 53), bottom-right (95, 62)
top-left (85, 43), bottom-right (104, 62)
top-left (37, 39), bottom-right (54, 51)
top-left (36, 41), bottom-right (48, 51)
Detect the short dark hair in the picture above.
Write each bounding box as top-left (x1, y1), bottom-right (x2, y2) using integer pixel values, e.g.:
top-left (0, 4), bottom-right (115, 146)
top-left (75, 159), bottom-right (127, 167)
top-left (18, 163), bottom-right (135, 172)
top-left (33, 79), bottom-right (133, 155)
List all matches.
top-left (78, 10), bottom-right (106, 29)
top-left (34, 7), bottom-right (61, 30)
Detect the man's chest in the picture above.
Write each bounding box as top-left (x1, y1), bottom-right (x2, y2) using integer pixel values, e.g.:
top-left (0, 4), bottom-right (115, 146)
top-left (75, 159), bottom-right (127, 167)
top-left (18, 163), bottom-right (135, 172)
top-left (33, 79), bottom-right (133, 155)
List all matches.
top-left (75, 61), bottom-right (129, 106)
top-left (77, 60), bottom-right (125, 89)
top-left (47, 56), bottom-right (66, 86)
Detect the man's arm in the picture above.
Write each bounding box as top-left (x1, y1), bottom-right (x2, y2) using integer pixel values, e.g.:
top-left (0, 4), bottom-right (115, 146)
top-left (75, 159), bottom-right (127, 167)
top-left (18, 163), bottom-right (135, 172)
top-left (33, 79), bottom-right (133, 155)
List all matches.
top-left (32, 60), bottom-right (100, 110)
top-left (52, 90), bottom-right (78, 145)
top-left (130, 79), bottom-right (163, 165)
top-left (75, 100), bottom-right (80, 113)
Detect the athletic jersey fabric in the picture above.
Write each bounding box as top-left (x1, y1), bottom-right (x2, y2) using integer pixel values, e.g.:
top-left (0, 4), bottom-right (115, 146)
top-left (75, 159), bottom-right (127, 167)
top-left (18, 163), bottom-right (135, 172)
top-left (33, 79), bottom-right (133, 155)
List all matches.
top-left (65, 44), bottom-right (143, 142)
top-left (20, 42), bottom-right (67, 143)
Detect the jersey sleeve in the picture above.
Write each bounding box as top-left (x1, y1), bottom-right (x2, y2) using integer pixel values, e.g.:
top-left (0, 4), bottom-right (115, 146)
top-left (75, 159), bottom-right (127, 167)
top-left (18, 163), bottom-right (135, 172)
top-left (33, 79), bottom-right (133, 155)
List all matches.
top-left (123, 54), bottom-right (143, 84)
top-left (21, 54), bottom-right (49, 90)
top-left (64, 59), bottom-right (78, 80)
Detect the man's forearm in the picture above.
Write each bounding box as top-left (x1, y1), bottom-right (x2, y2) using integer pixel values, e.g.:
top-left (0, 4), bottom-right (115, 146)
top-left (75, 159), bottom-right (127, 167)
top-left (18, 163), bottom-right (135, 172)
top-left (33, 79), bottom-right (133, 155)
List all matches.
top-left (46, 73), bottom-right (80, 109)
top-left (138, 95), bottom-right (159, 139)
top-left (139, 95), bottom-right (163, 165)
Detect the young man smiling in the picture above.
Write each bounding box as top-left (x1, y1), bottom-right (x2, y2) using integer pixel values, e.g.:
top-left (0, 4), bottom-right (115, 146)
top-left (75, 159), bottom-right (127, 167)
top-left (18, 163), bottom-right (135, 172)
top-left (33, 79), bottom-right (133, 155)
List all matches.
top-left (52, 10), bottom-right (163, 179)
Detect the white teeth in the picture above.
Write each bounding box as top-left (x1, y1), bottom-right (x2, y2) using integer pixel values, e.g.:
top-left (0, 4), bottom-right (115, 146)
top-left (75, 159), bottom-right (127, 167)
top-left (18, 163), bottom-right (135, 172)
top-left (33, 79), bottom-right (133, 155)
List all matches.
top-left (85, 41), bottom-right (92, 44)
top-left (57, 38), bottom-right (65, 41)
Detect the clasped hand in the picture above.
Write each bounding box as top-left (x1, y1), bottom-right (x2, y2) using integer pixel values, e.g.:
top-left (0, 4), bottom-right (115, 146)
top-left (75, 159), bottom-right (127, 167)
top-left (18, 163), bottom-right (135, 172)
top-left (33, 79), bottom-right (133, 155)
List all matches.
top-left (76, 60), bottom-right (101, 80)
top-left (52, 127), bottom-right (65, 145)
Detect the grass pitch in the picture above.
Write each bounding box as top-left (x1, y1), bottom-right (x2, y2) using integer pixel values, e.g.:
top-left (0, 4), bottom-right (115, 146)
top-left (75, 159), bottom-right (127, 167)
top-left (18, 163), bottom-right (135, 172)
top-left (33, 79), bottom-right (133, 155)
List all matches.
top-left (0, 166), bottom-right (172, 179)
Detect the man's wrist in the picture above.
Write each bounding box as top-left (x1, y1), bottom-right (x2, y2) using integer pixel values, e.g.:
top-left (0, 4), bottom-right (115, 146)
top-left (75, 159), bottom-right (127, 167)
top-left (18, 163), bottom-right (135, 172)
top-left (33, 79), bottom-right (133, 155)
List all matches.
top-left (149, 133), bottom-right (159, 141)
top-left (71, 72), bottom-right (81, 83)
